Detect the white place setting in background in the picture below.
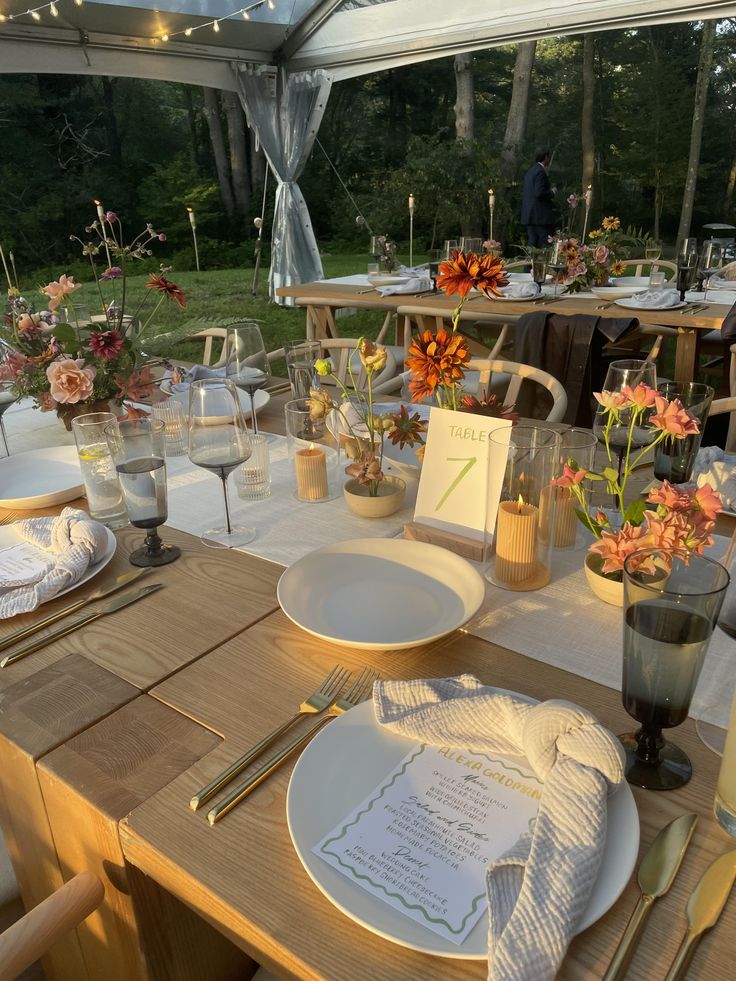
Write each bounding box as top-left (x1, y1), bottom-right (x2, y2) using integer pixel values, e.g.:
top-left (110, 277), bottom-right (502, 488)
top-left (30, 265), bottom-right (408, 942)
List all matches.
top-left (0, 445), bottom-right (83, 509)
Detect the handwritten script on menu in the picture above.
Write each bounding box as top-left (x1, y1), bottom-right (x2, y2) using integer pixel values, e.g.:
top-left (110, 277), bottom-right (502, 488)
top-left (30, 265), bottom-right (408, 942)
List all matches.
top-left (0, 543), bottom-right (48, 583)
top-left (314, 744), bottom-right (541, 945)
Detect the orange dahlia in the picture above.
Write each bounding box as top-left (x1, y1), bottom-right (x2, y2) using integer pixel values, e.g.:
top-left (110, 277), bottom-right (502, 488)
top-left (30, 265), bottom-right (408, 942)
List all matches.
top-left (435, 250), bottom-right (509, 300)
top-left (406, 328), bottom-right (471, 402)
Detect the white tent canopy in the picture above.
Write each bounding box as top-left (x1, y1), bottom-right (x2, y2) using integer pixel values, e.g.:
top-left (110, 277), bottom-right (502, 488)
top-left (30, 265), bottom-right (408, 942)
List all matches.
top-left (1, 0), bottom-right (735, 295)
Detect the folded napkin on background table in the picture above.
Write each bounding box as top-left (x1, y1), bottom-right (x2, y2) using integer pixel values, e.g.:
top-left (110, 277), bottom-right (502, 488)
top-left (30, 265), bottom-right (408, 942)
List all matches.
top-left (0, 508), bottom-right (109, 619)
top-left (693, 446), bottom-right (736, 510)
top-left (715, 261), bottom-right (736, 282)
top-left (376, 276), bottom-right (432, 296)
top-left (499, 282), bottom-right (540, 299)
top-left (374, 675), bottom-right (625, 981)
top-left (708, 274), bottom-right (736, 290)
top-left (622, 288), bottom-right (682, 308)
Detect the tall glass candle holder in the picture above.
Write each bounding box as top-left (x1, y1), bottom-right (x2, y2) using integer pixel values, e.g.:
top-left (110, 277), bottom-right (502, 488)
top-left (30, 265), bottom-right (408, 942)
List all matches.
top-left (284, 398), bottom-right (341, 503)
top-left (486, 426), bottom-right (561, 590)
top-left (553, 428), bottom-right (598, 549)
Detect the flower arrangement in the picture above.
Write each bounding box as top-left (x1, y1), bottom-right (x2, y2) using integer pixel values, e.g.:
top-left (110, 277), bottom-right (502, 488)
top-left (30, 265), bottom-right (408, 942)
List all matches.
top-left (0, 210), bottom-right (185, 427)
top-left (552, 382), bottom-right (722, 579)
top-left (552, 216), bottom-right (628, 293)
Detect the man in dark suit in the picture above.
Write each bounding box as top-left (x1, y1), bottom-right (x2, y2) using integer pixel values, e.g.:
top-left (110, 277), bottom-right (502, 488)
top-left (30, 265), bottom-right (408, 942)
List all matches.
top-left (520, 149), bottom-right (558, 248)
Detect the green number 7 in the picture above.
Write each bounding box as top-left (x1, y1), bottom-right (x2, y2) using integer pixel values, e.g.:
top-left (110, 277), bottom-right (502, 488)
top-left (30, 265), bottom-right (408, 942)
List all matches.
top-left (435, 456), bottom-right (477, 511)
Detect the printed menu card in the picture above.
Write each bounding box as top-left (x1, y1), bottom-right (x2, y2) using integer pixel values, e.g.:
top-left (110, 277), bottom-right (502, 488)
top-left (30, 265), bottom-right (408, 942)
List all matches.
top-left (314, 744), bottom-right (541, 944)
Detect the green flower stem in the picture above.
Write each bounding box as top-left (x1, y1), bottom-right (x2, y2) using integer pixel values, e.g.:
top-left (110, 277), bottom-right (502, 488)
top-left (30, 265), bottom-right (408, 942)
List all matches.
top-left (138, 292), bottom-right (167, 336)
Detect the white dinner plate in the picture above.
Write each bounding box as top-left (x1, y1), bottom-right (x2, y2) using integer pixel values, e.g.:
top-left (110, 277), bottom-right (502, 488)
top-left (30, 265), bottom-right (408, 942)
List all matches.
top-left (277, 539), bottom-right (485, 650)
top-left (0, 446), bottom-right (84, 510)
top-left (368, 275), bottom-right (412, 286)
top-left (615, 298), bottom-right (687, 312)
top-left (493, 291), bottom-right (541, 302)
top-left (0, 523), bottom-right (117, 605)
top-left (590, 286), bottom-right (647, 301)
top-left (159, 379), bottom-right (270, 420)
top-left (287, 698), bottom-right (639, 959)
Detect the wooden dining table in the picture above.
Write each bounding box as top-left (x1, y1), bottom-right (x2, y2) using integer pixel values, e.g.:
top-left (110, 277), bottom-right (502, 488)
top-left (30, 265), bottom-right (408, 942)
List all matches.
top-left (1, 394), bottom-right (735, 981)
top-left (275, 280), bottom-right (730, 386)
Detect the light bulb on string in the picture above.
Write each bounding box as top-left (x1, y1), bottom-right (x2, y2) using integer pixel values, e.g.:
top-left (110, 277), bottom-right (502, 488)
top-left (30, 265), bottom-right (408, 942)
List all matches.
top-left (184, 26), bottom-right (192, 35)
top-left (0, 12), bottom-right (7, 19)
top-left (30, 10), bottom-right (41, 20)
top-left (74, 0), bottom-right (83, 7)
top-left (161, 32), bottom-right (169, 41)
top-left (212, 19), bottom-right (220, 31)
top-left (241, 8), bottom-right (250, 18)
top-left (50, 2), bottom-right (58, 15)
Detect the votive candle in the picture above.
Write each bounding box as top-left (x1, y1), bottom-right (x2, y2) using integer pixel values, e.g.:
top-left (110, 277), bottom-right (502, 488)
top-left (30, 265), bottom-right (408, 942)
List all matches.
top-left (295, 446), bottom-right (328, 501)
top-left (495, 499), bottom-right (539, 586)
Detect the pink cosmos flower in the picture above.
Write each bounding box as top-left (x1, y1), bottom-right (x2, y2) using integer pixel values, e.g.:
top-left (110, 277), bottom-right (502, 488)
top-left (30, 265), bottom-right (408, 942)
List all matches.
top-left (594, 390), bottom-right (629, 411)
top-left (621, 383), bottom-right (657, 409)
top-left (87, 330), bottom-right (124, 362)
top-left (46, 357), bottom-right (96, 404)
top-left (551, 463), bottom-right (588, 489)
top-left (114, 366), bottom-right (156, 401)
top-left (41, 274), bottom-right (82, 311)
top-left (100, 266), bottom-right (123, 281)
top-left (650, 396), bottom-right (699, 439)
top-left (589, 523), bottom-right (650, 575)
top-left (105, 211), bottom-right (117, 223)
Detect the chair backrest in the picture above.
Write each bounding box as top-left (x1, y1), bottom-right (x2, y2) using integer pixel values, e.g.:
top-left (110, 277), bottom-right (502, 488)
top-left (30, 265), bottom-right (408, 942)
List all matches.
top-left (708, 396), bottom-right (736, 453)
top-left (190, 327), bottom-right (229, 367)
top-left (621, 258), bottom-right (677, 279)
top-left (294, 296), bottom-right (397, 346)
top-left (396, 304), bottom-right (517, 360)
top-left (318, 338), bottom-right (397, 391)
top-left (467, 357), bottom-right (567, 422)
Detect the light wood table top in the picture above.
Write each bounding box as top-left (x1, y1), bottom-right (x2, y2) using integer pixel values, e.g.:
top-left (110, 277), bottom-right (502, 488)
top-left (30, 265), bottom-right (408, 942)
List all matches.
top-left (121, 603), bottom-right (736, 981)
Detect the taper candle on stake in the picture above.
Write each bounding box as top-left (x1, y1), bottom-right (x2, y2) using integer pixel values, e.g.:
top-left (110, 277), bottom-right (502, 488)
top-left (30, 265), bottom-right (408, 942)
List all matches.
top-left (187, 207), bottom-right (201, 273)
top-left (488, 187), bottom-right (495, 243)
top-left (408, 193), bottom-right (415, 268)
top-left (582, 185), bottom-right (592, 242)
top-left (94, 199), bottom-right (113, 268)
top-left (0, 244), bottom-right (11, 292)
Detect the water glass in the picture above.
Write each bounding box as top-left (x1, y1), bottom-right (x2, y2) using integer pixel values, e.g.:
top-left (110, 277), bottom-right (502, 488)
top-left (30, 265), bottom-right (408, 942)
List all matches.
top-left (151, 400), bottom-right (188, 456)
top-left (620, 548), bottom-right (729, 790)
top-left (235, 434), bottom-right (271, 501)
top-left (486, 426), bottom-right (561, 590)
top-left (652, 382), bottom-right (714, 484)
top-left (442, 239), bottom-right (459, 260)
top-left (71, 412), bottom-right (128, 530)
top-left (649, 269), bottom-right (666, 289)
top-left (531, 254), bottom-right (548, 289)
top-left (715, 691), bottom-right (736, 836)
top-left (460, 237), bottom-right (482, 254)
top-left (283, 340), bottom-right (321, 399)
top-left (284, 398), bottom-right (341, 502)
top-left (104, 418), bottom-right (181, 567)
top-left (226, 322), bottom-right (271, 436)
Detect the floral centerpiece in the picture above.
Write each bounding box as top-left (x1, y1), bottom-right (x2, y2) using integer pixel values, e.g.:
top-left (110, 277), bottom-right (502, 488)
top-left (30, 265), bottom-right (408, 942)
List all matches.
top-left (0, 210), bottom-right (185, 428)
top-left (552, 382), bottom-right (722, 601)
top-left (552, 216), bottom-right (628, 293)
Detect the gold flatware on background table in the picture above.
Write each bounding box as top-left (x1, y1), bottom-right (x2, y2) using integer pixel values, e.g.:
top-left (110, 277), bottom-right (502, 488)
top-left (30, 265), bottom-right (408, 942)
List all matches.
top-left (0, 582), bottom-right (164, 667)
top-left (603, 812), bottom-right (698, 981)
top-left (0, 568), bottom-right (151, 653)
top-left (664, 849), bottom-right (736, 981)
top-left (207, 667), bottom-right (379, 825)
top-left (190, 663), bottom-right (350, 811)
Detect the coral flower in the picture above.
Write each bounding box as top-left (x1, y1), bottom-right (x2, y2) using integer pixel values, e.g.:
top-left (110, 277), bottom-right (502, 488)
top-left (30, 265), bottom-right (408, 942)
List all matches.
top-left (436, 250), bottom-right (508, 300)
top-left (41, 274), bottom-right (82, 311)
top-left (552, 463), bottom-right (588, 489)
top-left (458, 391), bottom-right (519, 422)
top-left (650, 396), bottom-right (699, 439)
top-left (621, 383), bottom-right (658, 409)
top-left (114, 366), bottom-right (156, 401)
top-left (146, 273), bottom-right (186, 308)
top-left (693, 483), bottom-right (722, 522)
top-left (594, 390), bottom-right (629, 411)
top-left (589, 523), bottom-right (650, 575)
top-left (87, 330), bottom-right (124, 362)
top-left (345, 449), bottom-right (383, 486)
top-left (46, 357), bottom-right (96, 404)
top-left (406, 328), bottom-right (470, 402)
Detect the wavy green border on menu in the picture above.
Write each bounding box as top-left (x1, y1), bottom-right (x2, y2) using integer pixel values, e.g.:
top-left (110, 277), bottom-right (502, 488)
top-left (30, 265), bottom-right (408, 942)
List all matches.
top-left (318, 745), bottom-right (538, 935)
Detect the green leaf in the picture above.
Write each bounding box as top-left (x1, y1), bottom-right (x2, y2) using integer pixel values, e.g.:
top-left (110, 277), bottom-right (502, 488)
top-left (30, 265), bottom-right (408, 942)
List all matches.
top-left (623, 498), bottom-right (647, 527)
top-left (52, 324), bottom-right (78, 352)
top-left (602, 466), bottom-right (619, 484)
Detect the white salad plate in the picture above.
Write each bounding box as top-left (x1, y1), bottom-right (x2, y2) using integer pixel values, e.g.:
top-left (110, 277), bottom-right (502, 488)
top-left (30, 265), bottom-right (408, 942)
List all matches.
top-left (615, 297), bottom-right (687, 311)
top-left (0, 446), bottom-right (84, 510)
top-left (160, 379), bottom-right (270, 420)
top-left (287, 698), bottom-right (639, 959)
top-left (277, 538), bottom-right (485, 650)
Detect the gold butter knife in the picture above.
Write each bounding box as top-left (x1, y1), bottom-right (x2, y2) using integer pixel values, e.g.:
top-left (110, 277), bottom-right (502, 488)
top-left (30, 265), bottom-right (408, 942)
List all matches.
top-left (664, 849), bottom-right (736, 981)
top-left (603, 813), bottom-right (698, 981)
top-left (0, 569), bottom-right (150, 653)
top-left (0, 582), bottom-right (164, 667)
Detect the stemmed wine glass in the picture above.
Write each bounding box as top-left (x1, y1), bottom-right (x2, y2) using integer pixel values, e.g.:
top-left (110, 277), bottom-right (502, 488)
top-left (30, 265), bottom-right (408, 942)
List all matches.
top-left (548, 240), bottom-right (566, 297)
top-left (531, 250), bottom-right (548, 292)
top-left (676, 237), bottom-right (698, 301)
top-left (699, 241), bottom-right (723, 303)
top-left (0, 381), bottom-right (18, 456)
top-left (188, 378), bottom-right (255, 549)
top-left (226, 322), bottom-right (271, 436)
top-left (645, 239), bottom-right (662, 262)
top-left (620, 548), bottom-right (729, 790)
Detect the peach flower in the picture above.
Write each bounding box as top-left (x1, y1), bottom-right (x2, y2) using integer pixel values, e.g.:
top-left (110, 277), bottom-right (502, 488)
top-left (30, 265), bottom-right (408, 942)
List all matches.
top-left (594, 390), bottom-right (629, 411)
top-left (41, 274), bottom-right (82, 311)
top-left (46, 357), bottom-right (96, 404)
top-left (621, 383), bottom-right (657, 409)
top-left (589, 523), bottom-right (650, 575)
top-left (551, 463), bottom-right (587, 489)
top-left (650, 396), bottom-right (699, 438)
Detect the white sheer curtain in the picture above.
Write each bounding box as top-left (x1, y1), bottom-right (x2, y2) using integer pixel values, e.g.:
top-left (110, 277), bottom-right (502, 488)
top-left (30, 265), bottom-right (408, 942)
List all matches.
top-left (235, 65), bottom-right (332, 305)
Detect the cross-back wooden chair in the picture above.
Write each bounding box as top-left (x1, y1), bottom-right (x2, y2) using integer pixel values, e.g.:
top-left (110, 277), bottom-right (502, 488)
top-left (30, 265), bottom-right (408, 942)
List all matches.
top-left (318, 338), bottom-right (399, 392)
top-left (295, 296), bottom-right (399, 347)
top-left (619, 258), bottom-right (677, 280)
top-left (396, 305), bottom-right (516, 360)
top-left (467, 357), bottom-right (568, 422)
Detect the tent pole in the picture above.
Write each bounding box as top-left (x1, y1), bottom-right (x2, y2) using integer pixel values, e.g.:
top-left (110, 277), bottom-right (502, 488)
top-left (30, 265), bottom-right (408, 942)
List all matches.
top-left (251, 169), bottom-right (269, 297)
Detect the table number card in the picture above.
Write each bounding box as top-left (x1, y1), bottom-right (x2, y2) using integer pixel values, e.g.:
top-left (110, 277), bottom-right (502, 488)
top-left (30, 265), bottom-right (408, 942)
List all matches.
top-left (314, 744), bottom-right (541, 945)
top-left (413, 409), bottom-right (512, 541)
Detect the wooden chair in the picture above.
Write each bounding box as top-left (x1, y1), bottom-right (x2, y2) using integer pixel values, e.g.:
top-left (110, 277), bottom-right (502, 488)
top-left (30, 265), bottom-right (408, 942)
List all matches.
top-left (294, 296), bottom-right (399, 348)
top-left (467, 357), bottom-right (568, 422)
top-left (318, 338), bottom-right (398, 392)
top-left (705, 343), bottom-right (736, 451)
top-left (396, 304), bottom-right (515, 360)
top-left (619, 258), bottom-right (677, 280)
top-left (0, 872), bottom-right (103, 980)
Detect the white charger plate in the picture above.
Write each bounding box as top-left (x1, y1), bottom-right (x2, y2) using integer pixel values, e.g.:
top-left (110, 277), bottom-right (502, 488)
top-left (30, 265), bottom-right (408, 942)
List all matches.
top-left (159, 379), bottom-right (270, 420)
top-left (277, 539), bottom-right (485, 650)
top-left (0, 446), bottom-right (83, 510)
top-left (0, 523), bottom-right (117, 606)
top-left (615, 298), bottom-right (687, 311)
top-left (287, 698), bottom-right (639, 958)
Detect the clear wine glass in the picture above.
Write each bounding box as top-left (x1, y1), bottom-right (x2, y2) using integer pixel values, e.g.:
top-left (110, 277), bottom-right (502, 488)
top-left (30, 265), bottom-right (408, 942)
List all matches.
top-left (531, 251), bottom-right (548, 291)
top-left (644, 240), bottom-right (662, 262)
top-left (0, 381), bottom-right (18, 456)
top-left (700, 241), bottom-right (723, 303)
top-left (188, 378), bottom-right (255, 549)
top-left (676, 237), bottom-right (698, 301)
top-left (226, 322), bottom-right (271, 437)
top-left (548, 240), bottom-right (566, 298)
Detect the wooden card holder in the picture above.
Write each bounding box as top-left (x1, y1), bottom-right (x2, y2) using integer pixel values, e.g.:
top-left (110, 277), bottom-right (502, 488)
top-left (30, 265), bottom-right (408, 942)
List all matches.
top-left (403, 521), bottom-right (487, 562)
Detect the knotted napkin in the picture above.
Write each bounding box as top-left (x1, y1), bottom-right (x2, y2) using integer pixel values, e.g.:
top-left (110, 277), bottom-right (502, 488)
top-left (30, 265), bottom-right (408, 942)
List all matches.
top-left (623, 288), bottom-right (681, 308)
top-left (376, 276), bottom-right (432, 296)
top-left (499, 282), bottom-right (540, 299)
top-left (373, 675), bottom-right (625, 981)
top-left (0, 508), bottom-right (109, 619)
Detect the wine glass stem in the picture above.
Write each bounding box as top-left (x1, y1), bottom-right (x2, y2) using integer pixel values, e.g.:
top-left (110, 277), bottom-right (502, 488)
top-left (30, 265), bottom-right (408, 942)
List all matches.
top-left (144, 528), bottom-right (164, 557)
top-left (250, 394), bottom-right (260, 435)
top-left (221, 474), bottom-right (232, 535)
top-left (0, 417), bottom-right (8, 456)
top-left (634, 723), bottom-right (664, 765)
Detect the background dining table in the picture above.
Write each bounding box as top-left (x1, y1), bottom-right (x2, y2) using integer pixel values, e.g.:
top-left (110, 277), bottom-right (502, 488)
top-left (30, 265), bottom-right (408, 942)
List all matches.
top-left (0, 389), bottom-right (734, 981)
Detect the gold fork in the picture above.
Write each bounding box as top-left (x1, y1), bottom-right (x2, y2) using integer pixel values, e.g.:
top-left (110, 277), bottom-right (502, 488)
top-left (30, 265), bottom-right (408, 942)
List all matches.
top-left (207, 667), bottom-right (379, 825)
top-left (190, 663), bottom-right (350, 811)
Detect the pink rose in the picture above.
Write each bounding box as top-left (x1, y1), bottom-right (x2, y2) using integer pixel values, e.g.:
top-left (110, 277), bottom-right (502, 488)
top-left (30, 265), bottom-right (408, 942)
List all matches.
top-left (46, 357), bottom-right (96, 404)
top-left (593, 245), bottom-right (610, 264)
top-left (41, 274), bottom-right (82, 311)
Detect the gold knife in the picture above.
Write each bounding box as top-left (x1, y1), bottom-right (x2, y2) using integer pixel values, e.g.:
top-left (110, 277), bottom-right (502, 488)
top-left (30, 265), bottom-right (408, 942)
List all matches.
top-left (603, 813), bottom-right (698, 981)
top-left (0, 582), bottom-right (164, 667)
top-left (0, 569), bottom-right (151, 653)
top-left (664, 849), bottom-right (736, 981)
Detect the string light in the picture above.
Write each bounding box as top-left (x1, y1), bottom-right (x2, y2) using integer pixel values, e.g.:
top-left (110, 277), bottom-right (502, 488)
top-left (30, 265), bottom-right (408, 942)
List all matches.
top-left (0, 0), bottom-right (273, 37)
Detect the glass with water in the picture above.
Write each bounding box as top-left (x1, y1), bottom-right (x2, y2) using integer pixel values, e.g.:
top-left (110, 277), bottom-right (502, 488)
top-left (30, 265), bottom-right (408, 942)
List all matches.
top-left (284, 340), bottom-right (321, 399)
top-left (71, 412), bottom-right (129, 529)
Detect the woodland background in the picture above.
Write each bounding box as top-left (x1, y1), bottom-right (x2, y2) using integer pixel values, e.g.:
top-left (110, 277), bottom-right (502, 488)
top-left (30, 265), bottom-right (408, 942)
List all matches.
top-left (1, 19), bottom-right (735, 280)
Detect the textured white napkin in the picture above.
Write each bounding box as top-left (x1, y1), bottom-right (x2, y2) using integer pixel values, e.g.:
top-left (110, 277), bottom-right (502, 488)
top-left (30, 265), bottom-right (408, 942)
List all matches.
top-left (374, 675), bottom-right (625, 981)
top-left (693, 446), bottom-right (736, 510)
top-left (376, 276), bottom-right (432, 296)
top-left (499, 282), bottom-right (540, 299)
top-left (623, 288), bottom-right (682, 308)
top-left (708, 274), bottom-right (736, 290)
top-left (0, 507), bottom-right (109, 618)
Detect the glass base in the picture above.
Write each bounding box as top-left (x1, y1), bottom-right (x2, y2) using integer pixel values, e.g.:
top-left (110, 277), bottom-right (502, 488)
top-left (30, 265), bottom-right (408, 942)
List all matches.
top-left (201, 525), bottom-right (256, 549)
top-left (696, 719), bottom-right (727, 756)
top-left (129, 543), bottom-right (181, 567)
top-left (619, 731), bottom-right (692, 790)
top-left (714, 793), bottom-right (736, 837)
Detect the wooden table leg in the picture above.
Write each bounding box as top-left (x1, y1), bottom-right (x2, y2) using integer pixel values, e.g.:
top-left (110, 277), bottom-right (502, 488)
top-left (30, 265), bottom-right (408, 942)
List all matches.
top-left (675, 326), bottom-right (698, 384)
